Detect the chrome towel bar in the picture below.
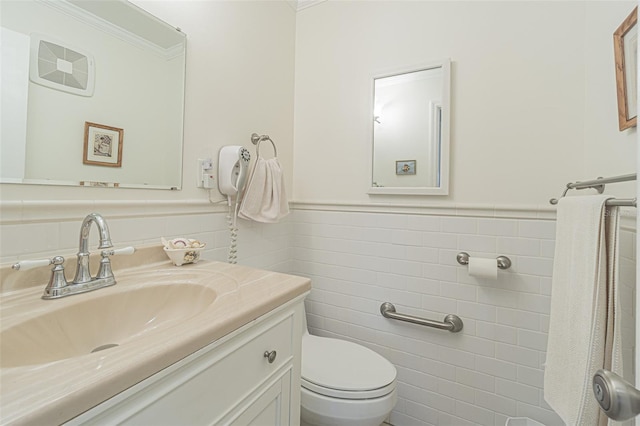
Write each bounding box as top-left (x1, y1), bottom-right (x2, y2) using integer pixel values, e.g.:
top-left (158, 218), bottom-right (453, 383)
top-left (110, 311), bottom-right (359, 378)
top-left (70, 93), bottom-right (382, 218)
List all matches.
top-left (380, 302), bottom-right (463, 333)
top-left (550, 173), bottom-right (637, 206)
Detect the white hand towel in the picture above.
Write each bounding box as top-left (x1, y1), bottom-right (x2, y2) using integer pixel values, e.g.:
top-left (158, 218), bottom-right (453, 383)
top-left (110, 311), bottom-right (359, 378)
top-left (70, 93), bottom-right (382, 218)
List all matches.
top-left (238, 157), bottom-right (289, 223)
top-left (543, 195), bottom-right (622, 425)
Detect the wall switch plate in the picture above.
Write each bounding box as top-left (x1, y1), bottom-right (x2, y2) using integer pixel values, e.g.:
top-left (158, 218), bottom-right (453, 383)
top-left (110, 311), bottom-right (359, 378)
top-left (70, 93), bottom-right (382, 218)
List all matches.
top-left (197, 158), bottom-right (213, 188)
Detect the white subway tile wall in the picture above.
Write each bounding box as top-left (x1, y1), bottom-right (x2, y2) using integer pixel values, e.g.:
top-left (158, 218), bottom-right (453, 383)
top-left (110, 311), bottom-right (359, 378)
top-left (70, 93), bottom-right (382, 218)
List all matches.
top-left (1, 208), bottom-right (635, 426)
top-left (0, 212), bottom-right (292, 272)
top-left (290, 209), bottom-right (637, 426)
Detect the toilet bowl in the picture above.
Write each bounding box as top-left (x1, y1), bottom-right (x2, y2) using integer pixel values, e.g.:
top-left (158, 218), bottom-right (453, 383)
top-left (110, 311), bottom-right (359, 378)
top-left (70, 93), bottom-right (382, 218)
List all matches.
top-left (300, 329), bottom-right (397, 426)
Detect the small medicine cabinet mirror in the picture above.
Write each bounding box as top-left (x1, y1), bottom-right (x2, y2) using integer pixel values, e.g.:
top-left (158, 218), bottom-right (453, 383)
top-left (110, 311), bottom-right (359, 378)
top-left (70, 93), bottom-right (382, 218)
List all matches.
top-left (369, 59), bottom-right (450, 195)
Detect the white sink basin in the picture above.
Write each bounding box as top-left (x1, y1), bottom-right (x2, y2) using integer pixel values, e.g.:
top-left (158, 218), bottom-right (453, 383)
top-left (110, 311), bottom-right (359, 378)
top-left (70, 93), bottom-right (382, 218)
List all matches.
top-left (0, 283), bottom-right (217, 367)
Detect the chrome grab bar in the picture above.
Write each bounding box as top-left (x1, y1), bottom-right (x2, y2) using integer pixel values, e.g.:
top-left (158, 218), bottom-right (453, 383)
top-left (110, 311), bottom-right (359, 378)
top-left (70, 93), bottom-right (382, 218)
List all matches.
top-left (380, 302), bottom-right (463, 333)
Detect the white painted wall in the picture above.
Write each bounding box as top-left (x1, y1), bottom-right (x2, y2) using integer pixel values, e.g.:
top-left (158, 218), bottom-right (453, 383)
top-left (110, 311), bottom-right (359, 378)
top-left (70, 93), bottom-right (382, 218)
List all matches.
top-left (583, 2), bottom-right (638, 199)
top-left (293, 1), bottom-right (636, 207)
top-left (133, 0), bottom-right (297, 202)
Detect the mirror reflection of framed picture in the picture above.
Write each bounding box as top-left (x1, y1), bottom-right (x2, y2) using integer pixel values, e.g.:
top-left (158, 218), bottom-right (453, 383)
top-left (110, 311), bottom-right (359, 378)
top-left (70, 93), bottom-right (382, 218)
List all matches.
top-left (83, 122), bottom-right (123, 167)
top-left (396, 160), bottom-right (416, 175)
top-left (614, 6), bottom-right (637, 131)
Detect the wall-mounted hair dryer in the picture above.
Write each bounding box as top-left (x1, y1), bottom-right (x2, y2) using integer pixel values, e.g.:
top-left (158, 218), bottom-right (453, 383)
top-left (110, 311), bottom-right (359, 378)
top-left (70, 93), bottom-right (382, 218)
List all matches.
top-left (218, 145), bottom-right (251, 202)
top-left (218, 145), bottom-right (251, 264)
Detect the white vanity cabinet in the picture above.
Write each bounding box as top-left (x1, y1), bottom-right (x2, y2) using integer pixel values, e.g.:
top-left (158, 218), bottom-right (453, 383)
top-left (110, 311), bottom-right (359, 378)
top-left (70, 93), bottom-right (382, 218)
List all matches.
top-left (66, 298), bottom-right (304, 426)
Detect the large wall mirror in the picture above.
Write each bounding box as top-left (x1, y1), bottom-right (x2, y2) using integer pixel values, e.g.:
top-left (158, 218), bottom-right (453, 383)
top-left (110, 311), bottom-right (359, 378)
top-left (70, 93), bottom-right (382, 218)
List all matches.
top-left (1, 0), bottom-right (186, 190)
top-left (368, 59), bottom-right (450, 195)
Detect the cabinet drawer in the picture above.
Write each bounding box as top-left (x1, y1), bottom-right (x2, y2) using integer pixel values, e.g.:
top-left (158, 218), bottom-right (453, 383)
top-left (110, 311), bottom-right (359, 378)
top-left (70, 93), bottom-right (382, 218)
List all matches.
top-left (210, 314), bottom-right (294, 408)
top-left (76, 312), bottom-right (295, 425)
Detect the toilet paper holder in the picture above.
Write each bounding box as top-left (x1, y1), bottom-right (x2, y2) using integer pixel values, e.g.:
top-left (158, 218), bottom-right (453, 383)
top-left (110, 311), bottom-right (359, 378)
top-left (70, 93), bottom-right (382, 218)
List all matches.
top-left (456, 252), bottom-right (512, 270)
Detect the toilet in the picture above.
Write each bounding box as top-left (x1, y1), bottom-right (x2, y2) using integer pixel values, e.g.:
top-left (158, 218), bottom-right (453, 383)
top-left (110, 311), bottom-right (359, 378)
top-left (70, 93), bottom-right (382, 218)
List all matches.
top-left (300, 312), bottom-right (397, 426)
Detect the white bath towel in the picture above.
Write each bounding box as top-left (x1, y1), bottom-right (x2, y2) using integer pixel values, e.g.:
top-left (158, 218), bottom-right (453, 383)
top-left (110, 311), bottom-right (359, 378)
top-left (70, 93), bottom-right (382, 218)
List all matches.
top-left (543, 195), bottom-right (623, 426)
top-left (239, 157), bottom-right (289, 223)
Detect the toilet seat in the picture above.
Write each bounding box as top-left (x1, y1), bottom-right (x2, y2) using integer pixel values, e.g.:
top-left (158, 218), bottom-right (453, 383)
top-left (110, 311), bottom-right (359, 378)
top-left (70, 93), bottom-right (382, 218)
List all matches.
top-left (301, 377), bottom-right (396, 399)
top-left (301, 334), bottom-right (397, 400)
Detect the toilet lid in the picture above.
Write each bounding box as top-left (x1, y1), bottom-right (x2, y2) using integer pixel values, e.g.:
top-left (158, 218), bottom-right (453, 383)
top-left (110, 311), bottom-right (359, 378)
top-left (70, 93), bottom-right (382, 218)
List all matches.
top-left (302, 334), bottom-right (397, 397)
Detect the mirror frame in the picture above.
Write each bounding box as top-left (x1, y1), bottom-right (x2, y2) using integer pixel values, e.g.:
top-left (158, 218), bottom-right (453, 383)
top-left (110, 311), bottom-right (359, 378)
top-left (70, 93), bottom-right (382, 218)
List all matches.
top-left (367, 58), bottom-right (451, 196)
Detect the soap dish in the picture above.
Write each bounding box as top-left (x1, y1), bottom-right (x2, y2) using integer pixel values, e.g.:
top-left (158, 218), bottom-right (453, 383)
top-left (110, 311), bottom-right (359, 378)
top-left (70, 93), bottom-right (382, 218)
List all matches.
top-left (161, 237), bottom-right (206, 266)
top-left (163, 246), bottom-right (205, 266)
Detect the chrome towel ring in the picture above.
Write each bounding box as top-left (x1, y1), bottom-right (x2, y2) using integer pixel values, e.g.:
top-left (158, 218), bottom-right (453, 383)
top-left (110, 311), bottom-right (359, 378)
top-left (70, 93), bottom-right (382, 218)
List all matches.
top-left (250, 133), bottom-right (278, 158)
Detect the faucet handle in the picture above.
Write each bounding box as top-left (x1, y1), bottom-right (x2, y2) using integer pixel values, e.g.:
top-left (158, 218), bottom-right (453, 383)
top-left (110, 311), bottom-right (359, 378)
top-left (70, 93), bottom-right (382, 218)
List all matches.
top-left (13, 257), bottom-right (70, 299)
top-left (22, 256), bottom-right (71, 300)
top-left (12, 258), bottom-right (55, 271)
top-left (96, 246), bottom-right (136, 280)
top-left (101, 246), bottom-right (136, 257)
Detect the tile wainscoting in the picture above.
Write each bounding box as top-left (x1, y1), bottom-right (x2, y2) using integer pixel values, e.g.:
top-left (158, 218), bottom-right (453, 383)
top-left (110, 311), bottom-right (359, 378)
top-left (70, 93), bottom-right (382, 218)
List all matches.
top-left (0, 201), bottom-right (636, 425)
top-left (289, 207), bottom-right (636, 426)
top-left (0, 201), bottom-right (292, 274)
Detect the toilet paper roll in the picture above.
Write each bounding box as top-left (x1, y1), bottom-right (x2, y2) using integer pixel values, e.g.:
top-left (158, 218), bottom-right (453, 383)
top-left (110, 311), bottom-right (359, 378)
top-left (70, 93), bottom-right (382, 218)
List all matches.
top-left (468, 257), bottom-right (497, 279)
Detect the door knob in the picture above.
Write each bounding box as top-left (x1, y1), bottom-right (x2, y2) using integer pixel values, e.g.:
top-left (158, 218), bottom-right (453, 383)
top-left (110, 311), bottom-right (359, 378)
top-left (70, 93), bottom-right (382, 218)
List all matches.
top-left (593, 369), bottom-right (640, 421)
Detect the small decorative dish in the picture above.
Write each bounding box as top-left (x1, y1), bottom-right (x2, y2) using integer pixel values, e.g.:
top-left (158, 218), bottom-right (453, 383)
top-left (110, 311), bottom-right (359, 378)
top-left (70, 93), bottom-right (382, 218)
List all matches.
top-left (161, 238), bottom-right (206, 266)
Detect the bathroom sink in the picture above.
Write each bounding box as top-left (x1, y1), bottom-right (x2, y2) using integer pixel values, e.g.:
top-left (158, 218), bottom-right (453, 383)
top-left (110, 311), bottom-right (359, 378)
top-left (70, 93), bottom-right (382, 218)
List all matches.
top-left (0, 255), bottom-right (312, 426)
top-left (0, 283), bottom-right (217, 368)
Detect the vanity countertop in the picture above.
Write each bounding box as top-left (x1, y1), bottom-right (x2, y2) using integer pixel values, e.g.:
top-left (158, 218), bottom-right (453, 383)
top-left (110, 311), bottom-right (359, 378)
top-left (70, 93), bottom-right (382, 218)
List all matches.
top-left (0, 258), bottom-right (311, 425)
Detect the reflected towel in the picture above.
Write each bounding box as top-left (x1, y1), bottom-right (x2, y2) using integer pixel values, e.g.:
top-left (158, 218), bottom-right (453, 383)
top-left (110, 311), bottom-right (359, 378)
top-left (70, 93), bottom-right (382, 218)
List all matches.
top-left (239, 157), bottom-right (289, 223)
top-left (543, 195), bottom-right (623, 426)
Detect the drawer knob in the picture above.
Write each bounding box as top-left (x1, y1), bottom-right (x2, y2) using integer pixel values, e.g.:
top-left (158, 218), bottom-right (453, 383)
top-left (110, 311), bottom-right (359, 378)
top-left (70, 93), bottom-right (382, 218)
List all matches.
top-left (263, 350), bottom-right (277, 363)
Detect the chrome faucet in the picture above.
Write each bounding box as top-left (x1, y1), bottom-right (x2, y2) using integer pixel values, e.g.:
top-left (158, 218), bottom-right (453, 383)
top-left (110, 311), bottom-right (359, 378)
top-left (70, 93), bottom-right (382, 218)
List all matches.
top-left (12, 213), bottom-right (135, 299)
top-left (73, 213), bottom-right (114, 284)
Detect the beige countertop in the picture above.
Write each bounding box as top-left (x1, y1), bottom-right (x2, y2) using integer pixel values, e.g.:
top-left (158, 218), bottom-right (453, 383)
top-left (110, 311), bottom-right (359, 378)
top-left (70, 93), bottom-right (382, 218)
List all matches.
top-left (0, 252), bottom-right (311, 425)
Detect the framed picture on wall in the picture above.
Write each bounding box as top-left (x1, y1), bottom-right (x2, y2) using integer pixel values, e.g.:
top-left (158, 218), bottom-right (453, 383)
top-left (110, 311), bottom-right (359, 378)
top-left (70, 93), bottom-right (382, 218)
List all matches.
top-left (613, 6), bottom-right (638, 131)
top-left (83, 122), bottom-right (124, 167)
top-left (396, 160), bottom-right (416, 175)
